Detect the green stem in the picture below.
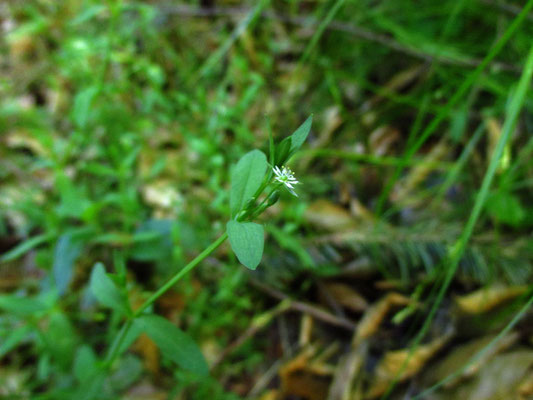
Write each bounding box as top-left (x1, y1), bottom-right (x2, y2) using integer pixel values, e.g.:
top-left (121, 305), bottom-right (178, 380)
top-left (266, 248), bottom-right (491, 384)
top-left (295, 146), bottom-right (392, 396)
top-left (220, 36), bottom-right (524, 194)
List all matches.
top-left (134, 232), bottom-right (228, 317)
top-left (250, 185), bottom-right (281, 218)
top-left (103, 232), bottom-right (228, 368)
top-left (103, 319), bottom-right (132, 367)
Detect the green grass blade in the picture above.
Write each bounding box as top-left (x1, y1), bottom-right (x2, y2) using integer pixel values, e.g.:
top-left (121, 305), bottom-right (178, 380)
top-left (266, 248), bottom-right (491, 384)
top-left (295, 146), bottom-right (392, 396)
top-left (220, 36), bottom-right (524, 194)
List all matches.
top-left (413, 288), bottom-right (533, 399)
top-left (381, 43), bottom-right (533, 399)
top-left (196, 0), bottom-right (270, 79)
top-left (376, 0), bottom-right (533, 215)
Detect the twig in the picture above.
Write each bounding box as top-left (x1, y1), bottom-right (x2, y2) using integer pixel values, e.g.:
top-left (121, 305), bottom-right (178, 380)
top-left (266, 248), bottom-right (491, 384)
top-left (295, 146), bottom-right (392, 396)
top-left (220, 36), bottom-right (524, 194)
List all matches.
top-left (249, 278), bottom-right (357, 330)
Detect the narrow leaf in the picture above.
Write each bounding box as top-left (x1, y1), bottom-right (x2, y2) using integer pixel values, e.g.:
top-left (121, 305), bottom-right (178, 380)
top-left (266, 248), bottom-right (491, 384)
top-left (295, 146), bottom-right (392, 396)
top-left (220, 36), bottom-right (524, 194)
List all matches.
top-left (266, 116), bottom-right (275, 166)
top-left (0, 294), bottom-right (51, 316)
top-left (72, 86), bottom-right (98, 128)
top-left (227, 221), bottom-right (264, 270)
top-left (230, 150), bottom-right (267, 217)
top-left (275, 137), bottom-right (292, 166)
top-left (0, 325), bottom-right (31, 358)
top-left (53, 233), bottom-right (84, 295)
top-left (289, 115), bottom-right (313, 153)
top-left (135, 314), bottom-right (208, 376)
top-left (0, 233), bottom-right (53, 262)
top-left (89, 263), bottom-right (130, 316)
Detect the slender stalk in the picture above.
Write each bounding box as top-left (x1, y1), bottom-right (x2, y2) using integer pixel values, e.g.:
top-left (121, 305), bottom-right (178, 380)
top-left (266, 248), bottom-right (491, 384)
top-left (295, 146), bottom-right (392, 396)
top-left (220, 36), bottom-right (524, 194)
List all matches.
top-left (134, 232), bottom-right (228, 317)
top-left (103, 232), bottom-right (228, 368)
top-left (103, 319), bottom-right (132, 367)
top-left (248, 185), bottom-right (281, 219)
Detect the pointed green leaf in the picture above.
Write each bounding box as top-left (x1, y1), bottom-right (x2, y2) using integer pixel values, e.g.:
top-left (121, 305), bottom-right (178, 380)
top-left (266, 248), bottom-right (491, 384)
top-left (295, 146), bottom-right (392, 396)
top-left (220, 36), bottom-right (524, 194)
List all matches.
top-left (45, 311), bottom-right (78, 368)
top-left (53, 233), bottom-right (84, 295)
top-left (74, 345), bottom-right (99, 384)
top-left (0, 325), bottom-right (31, 358)
top-left (275, 137), bottom-right (292, 166)
top-left (289, 115), bottom-right (313, 154)
top-left (0, 233), bottom-right (54, 262)
top-left (227, 221), bottom-right (264, 270)
top-left (72, 86), bottom-right (98, 128)
top-left (230, 150), bottom-right (267, 217)
top-left (89, 263), bottom-right (130, 316)
top-left (0, 293), bottom-right (53, 316)
top-left (134, 314), bottom-right (208, 376)
top-left (266, 116), bottom-right (275, 166)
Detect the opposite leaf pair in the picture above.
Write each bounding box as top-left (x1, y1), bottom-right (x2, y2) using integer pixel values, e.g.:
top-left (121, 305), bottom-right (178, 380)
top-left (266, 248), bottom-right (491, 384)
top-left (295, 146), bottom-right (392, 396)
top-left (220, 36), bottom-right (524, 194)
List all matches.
top-left (227, 115), bottom-right (312, 270)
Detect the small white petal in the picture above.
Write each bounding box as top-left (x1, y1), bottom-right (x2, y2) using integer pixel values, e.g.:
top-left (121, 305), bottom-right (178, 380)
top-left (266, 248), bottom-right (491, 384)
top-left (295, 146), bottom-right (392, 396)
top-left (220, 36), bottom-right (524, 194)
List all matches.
top-left (272, 165), bottom-right (301, 197)
top-left (288, 187), bottom-right (298, 197)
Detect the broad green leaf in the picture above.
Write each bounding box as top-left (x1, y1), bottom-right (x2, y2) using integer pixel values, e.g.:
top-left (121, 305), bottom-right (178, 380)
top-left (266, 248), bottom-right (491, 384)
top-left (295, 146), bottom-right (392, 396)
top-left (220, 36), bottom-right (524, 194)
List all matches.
top-left (227, 221), bottom-right (264, 270)
top-left (89, 263), bottom-right (131, 316)
top-left (45, 312), bottom-right (78, 368)
top-left (74, 345), bottom-right (99, 383)
top-left (134, 314), bottom-right (208, 376)
top-left (289, 115), bottom-right (313, 154)
top-left (230, 150), bottom-right (267, 217)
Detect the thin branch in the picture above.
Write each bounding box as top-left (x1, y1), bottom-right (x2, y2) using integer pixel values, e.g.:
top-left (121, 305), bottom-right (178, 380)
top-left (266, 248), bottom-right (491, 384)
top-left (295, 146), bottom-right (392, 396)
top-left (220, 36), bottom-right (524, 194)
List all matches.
top-left (249, 278), bottom-right (357, 330)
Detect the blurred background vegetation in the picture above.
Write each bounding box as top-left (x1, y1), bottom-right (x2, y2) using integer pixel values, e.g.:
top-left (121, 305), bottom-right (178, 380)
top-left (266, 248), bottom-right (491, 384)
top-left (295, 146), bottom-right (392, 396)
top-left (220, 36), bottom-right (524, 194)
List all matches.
top-left (1, 0), bottom-right (533, 399)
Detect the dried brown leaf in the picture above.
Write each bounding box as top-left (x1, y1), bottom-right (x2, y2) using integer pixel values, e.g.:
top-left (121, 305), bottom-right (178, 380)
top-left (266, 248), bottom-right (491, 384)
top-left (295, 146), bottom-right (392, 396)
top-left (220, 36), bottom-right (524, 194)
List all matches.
top-left (324, 282), bottom-right (369, 313)
top-left (366, 335), bottom-right (451, 398)
top-left (455, 285), bottom-right (528, 314)
top-left (305, 200), bottom-right (358, 232)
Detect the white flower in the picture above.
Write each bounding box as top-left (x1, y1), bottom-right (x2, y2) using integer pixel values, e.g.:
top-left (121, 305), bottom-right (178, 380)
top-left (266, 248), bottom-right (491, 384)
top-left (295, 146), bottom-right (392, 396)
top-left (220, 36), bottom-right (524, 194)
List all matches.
top-left (273, 166), bottom-right (299, 197)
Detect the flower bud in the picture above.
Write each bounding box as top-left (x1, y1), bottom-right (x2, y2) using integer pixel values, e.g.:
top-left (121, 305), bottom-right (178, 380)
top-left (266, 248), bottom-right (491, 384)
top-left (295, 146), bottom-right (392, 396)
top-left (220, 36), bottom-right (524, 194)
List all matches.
top-left (244, 197), bottom-right (256, 210)
top-left (266, 190), bottom-right (280, 207)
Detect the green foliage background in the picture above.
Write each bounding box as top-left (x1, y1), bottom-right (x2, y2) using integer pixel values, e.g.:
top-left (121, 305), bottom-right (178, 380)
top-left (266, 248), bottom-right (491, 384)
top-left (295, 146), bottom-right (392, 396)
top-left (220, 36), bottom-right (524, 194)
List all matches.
top-left (1, 0), bottom-right (532, 398)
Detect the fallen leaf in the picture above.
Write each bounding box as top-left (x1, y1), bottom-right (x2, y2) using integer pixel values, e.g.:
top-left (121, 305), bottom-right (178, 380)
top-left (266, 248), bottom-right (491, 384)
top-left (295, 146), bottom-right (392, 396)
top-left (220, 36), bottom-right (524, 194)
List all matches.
top-left (444, 351), bottom-right (533, 400)
top-left (279, 345), bottom-right (333, 400)
top-left (366, 334), bottom-right (451, 398)
top-left (305, 200), bottom-right (358, 232)
top-left (455, 285), bottom-right (528, 314)
top-left (422, 332), bottom-right (519, 388)
top-left (354, 293), bottom-right (411, 345)
top-left (323, 282), bottom-right (368, 312)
